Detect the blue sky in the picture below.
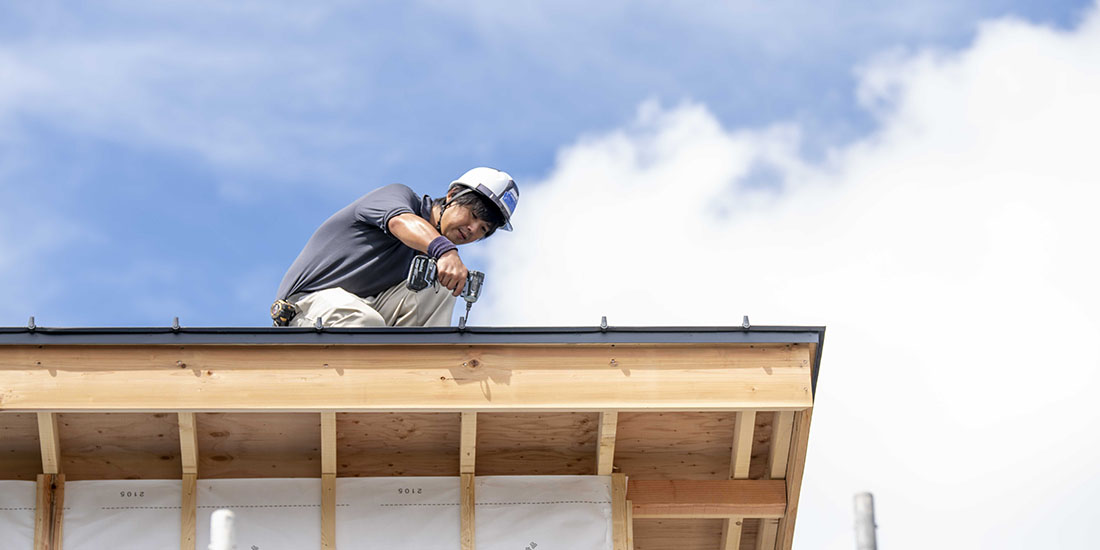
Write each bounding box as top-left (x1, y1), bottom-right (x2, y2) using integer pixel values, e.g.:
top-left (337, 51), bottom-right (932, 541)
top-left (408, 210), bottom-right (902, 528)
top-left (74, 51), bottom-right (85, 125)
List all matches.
top-left (0, 0), bottom-right (1090, 326)
top-left (5, 3), bottom-right (1100, 549)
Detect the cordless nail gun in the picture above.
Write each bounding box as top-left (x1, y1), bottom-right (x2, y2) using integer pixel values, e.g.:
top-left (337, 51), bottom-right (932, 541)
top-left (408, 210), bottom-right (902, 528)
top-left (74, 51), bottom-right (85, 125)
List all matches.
top-left (406, 255), bottom-right (484, 328)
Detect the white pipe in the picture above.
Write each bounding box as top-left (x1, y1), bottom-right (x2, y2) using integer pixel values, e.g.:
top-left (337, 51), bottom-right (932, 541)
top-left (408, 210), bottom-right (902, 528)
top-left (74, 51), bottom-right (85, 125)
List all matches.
top-left (209, 509), bottom-right (237, 550)
top-left (853, 492), bottom-right (877, 550)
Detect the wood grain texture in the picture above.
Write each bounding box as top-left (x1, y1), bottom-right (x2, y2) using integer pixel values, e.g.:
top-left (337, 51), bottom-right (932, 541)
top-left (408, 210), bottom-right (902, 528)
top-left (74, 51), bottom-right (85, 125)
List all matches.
top-left (776, 409), bottom-right (812, 550)
top-left (37, 413), bottom-right (60, 474)
top-left (178, 413), bottom-right (198, 476)
top-left (753, 411), bottom-right (791, 549)
top-left (321, 473), bottom-right (336, 550)
top-left (57, 413), bottom-right (181, 480)
top-left (626, 499), bottom-right (634, 550)
top-left (477, 412), bottom-right (598, 475)
top-left (337, 413), bottom-right (459, 477)
top-left (632, 519), bottom-right (723, 550)
top-left (181, 473), bottom-right (196, 550)
top-left (320, 413), bottom-right (336, 475)
top-left (461, 473), bottom-right (475, 550)
top-left (616, 412), bottom-right (738, 481)
top-left (0, 344), bottom-right (813, 411)
top-left (460, 412), bottom-right (476, 474)
top-left (628, 479), bottom-right (786, 519)
top-left (612, 473), bottom-right (628, 550)
top-left (1, 412), bottom-right (41, 480)
top-left (597, 412), bottom-right (618, 476)
top-left (721, 410), bottom-right (758, 549)
top-left (196, 413), bottom-right (319, 478)
top-left (34, 473), bottom-right (64, 550)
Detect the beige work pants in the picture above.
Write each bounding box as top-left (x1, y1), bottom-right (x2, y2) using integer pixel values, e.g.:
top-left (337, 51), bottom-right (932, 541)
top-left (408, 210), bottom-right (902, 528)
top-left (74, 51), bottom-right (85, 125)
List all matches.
top-left (287, 282), bottom-right (456, 328)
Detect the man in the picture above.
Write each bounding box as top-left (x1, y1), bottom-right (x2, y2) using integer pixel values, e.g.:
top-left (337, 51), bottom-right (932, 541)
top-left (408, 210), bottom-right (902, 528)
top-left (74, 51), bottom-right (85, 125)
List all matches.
top-left (272, 167), bottom-right (519, 327)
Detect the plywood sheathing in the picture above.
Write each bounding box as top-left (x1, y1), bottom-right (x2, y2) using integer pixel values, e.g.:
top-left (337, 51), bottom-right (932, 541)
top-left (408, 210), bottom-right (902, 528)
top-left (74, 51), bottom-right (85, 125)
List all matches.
top-left (197, 413), bottom-right (319, 478)
top-left (0, 412), bottom-right (41, 480)
top-left (57, 413), bottom-right (181, 480)
top-left (336, 413), bottom-right (460, 476)
top-left (477, 412), bottom-right (599, 475)
top-left (618, 413), bottom-right (739, 481)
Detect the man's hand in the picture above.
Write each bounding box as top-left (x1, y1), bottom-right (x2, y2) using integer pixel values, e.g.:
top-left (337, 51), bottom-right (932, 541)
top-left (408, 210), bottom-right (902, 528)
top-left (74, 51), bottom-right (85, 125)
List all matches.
top-left (436, 250), bottom-right (468, 296)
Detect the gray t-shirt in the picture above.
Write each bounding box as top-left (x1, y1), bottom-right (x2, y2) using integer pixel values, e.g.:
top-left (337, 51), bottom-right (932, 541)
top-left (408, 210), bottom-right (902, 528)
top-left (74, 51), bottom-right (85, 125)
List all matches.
top-left (276, 184), bottom-right (432, 301)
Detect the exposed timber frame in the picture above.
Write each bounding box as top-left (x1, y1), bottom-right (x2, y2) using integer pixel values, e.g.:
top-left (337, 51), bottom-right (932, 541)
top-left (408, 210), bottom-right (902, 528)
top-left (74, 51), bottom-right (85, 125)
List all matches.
top-left (0, 325), bottom-right (824, 550)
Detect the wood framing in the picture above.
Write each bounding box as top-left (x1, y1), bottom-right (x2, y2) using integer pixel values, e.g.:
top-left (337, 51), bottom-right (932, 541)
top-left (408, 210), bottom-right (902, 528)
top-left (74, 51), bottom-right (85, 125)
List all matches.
top-left (756, 411), bottom-right (794, 550)
top-left (0, 326), bottom-right (823, 550)
top-left (628, 479), bottom-right (786, 519)
top-left (597, 412), bottom-right (618, 476)
top-left (612, 473), bottom-right (629, 550)
top-left (181, 473), bottom-right (196, 550)
top-left (321, 473), bottom-right (336, 550)
top-left (460, 412), bottom-right (477, 474)
top-left (37, 413), bottom-right (60, 474)
top-left (0, 344), bottom-right (813, 411)
top-left (461, 473), bottom-right (475, 550)
top-left (720, 410), bottom-right (757, 548)
top-left (34, 473), bottom-right (64, 550)
top-left (775, 409), bottom-right (813, 549)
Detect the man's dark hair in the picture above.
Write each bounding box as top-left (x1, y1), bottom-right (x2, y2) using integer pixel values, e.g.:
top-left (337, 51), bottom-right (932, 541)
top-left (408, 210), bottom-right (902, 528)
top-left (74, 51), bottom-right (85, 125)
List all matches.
top-left (433, 189), bottom-right (505, 238)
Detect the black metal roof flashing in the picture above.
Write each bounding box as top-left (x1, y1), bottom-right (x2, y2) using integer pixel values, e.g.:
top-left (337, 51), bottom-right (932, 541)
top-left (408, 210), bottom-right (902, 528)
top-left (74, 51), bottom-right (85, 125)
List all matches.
top-left (0, 324), bottom-right (825, 397)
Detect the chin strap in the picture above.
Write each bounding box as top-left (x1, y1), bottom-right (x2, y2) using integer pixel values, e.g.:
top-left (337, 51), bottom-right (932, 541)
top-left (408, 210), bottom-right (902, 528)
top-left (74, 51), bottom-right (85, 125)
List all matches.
top-left (435, 188), bottom-right (473, 233)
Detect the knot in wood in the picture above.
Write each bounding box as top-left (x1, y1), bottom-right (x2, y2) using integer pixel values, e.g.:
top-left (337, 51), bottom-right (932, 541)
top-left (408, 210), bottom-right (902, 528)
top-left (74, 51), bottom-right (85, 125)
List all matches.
top-left (462, 359), bottom-right (481, 368)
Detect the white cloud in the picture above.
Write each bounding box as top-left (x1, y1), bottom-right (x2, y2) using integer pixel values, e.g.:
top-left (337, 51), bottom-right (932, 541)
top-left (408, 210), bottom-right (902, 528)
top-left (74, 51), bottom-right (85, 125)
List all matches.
top-left (482, 5), bottom-right (1100, 548)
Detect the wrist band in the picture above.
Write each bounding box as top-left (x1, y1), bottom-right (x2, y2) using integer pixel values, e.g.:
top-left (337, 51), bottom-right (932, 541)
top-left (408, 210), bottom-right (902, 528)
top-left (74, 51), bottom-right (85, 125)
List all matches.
top-left (427, 236), bottom-right (458, 259)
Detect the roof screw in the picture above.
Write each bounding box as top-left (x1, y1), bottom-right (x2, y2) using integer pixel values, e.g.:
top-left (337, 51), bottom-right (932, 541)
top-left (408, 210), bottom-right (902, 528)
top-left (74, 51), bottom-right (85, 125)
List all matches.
top-left (315, 317), bottom-right (324, 332)
top-left (172, 317), bottom-right (180, 332)
top-left (458, 316), bottom-right (467, 331)
top-left (742, 315), bottom-right (751, 329)
top-left (600, 316), bottom-right (608, 331)
top-left (27, 316), bottom-right (36, 331)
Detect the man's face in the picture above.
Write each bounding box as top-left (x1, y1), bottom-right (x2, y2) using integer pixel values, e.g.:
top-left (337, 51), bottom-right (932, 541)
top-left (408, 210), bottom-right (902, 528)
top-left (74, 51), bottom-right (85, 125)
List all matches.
top-left (440, 203), bottom-right (492, 245)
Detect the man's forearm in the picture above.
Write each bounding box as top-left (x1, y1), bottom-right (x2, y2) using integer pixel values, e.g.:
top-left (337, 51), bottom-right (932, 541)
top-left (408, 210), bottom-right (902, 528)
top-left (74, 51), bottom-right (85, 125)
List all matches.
top-left (387, 213), bottom-right (442, 253)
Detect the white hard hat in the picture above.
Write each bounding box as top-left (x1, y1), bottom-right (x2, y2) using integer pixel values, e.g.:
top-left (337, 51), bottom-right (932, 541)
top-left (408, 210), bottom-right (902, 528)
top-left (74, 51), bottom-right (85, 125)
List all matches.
top-left (450, 167), bottom-right (519, 231)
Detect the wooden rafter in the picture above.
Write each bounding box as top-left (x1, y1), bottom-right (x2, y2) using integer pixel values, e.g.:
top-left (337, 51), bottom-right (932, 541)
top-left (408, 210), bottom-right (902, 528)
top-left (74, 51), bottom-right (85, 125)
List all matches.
top-left (612, 473), bottom-right (629, 550)
top-left (756, 411), bottom-right (794, 550)
top-left (36, 413), bottom-right (60, 475)
top-left (775, 409), bottom-right (812, 550)
top-left (0, 344), bottom-right (813, 412)
top-left (178, 412), bottom-right (199, 550)
top-left (461, 473), bottom-right (475, 550)
top-left (721, 410), bottom-right (757, 549)
top-left (321, 412), bottom-right (337, 550)
top-left (628, 479), bottom-right (786, 519)
top-left (597, 411), bottom-right (618, 476)
top-left (34, 473), bottom-right (64, 550)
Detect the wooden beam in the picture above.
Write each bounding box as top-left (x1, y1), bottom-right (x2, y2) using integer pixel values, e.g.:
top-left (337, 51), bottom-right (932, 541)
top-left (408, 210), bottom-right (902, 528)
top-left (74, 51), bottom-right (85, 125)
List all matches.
top-left (756, 411), bottom-right (794, 550)
top-left (321, 412), bottom-right (337, 475)
top-left (729, 411), bottom-right (756, 479)
top-left (178, 413), bottom-right (198, 476)
top-left (612, 473), bottom-right (628, 550)
top-left (628, 479), bottom-right (786, 519)
top-left (625, 499), bottom-right (634, 550)
top-left (460, 412), bottom-right (477, 475)
top-left (0, 344), bottom-right (813, 411)
top-left (36, 413), bottom-right (60, 474)
top-left (181, 473), bottom-right (196, 550)
top-left (597, 411), bottom-right (618, 475)
top-left (775, 409), bottom-right (812, 550)
top-left (320, 413), bottom-right (337, 550)
top-left (34, 473), bottom-right (64, 550)
top-left (321, 473), bottom-right (336, 550)
top-left (461, 473), bottom-right (475, 550)
top-left (721, 410), bottom-right (757, 549)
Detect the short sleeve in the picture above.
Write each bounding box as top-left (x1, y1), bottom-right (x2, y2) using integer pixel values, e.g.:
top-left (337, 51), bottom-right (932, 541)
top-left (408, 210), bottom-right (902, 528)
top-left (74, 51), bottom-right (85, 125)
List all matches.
top-left (353, 184), bottom-right (421, 234)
